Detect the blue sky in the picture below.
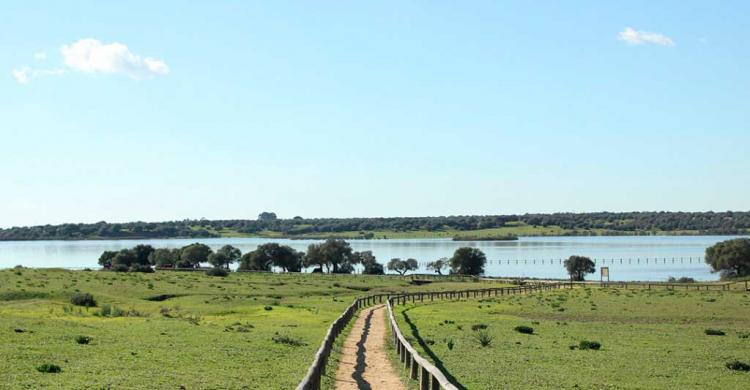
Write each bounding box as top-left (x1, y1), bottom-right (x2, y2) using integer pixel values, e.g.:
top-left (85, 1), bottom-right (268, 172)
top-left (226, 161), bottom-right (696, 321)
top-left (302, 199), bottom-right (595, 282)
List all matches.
top-left (2, 1), bottom-right (749, 227)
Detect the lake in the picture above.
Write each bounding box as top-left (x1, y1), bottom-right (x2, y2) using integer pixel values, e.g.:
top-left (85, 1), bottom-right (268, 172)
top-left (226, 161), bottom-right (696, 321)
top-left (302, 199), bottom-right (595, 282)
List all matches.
top-left (0, 235), bottom-right (741, 281)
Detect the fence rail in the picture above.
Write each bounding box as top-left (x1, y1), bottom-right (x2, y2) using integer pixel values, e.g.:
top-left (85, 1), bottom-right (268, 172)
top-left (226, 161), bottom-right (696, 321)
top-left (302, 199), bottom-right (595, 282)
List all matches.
top-left (386, 283), bottom-right (564, 389)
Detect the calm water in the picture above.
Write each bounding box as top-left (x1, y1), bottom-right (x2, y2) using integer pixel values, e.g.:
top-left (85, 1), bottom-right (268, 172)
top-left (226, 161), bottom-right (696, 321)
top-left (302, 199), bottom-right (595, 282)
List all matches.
top-left (0, 236), bottom-right (741, 281)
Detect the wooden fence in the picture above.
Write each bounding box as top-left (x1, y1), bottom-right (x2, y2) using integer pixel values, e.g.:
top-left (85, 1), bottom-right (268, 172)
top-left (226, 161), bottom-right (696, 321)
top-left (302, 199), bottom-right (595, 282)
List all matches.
top-left (386, 283), bottom-right (564, 389)
top-left (296, 283), bottom-right (563, 390)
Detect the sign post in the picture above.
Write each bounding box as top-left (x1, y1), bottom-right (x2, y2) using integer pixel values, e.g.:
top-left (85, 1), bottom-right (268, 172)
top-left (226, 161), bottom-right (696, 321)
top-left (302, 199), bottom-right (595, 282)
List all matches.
top-left (600, 266), bottom-right (610, 284)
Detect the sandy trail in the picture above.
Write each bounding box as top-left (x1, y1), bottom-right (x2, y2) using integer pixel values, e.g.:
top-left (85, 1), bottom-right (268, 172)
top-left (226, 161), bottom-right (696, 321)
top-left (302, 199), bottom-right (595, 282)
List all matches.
top-left (333, 304), bottom-right (406, 390)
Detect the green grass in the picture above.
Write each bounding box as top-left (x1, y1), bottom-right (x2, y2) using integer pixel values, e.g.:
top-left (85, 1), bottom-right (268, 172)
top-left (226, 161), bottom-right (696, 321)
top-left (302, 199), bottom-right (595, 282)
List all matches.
top-left (0, 268), bottom-right (496, 389)
top-left (209, 223), bottom-right (728, 240)
top-left (394, 287), bottom-right (750, 389)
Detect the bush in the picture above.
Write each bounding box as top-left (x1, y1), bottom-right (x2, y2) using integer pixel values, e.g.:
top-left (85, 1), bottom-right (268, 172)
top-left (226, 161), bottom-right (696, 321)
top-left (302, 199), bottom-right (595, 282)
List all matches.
top-left (99, 304), bottom-right (111, 317)
top-left (70, 292), bottom-right (97, 307)
top-left (75, 335), bottom-right (91, 345)
top-left (264, 305), bottom-right (273, 311)
top-left (514, 325), bottom-right (534, 334)
top-left (474, 330), bottom-right (493, 347)
top-left (111, 264), bottom-right (129, 272)
top-left (272, 333), bottom-right (306, 346)
top-left (36, 364), bottom-right (62, 373)
top-left (726, 360), bottom-right (750, 372)
top-left (471, 324), bottom-right (488, 331)
top-left (705, 328), bottom-right (726, 336)
top-left (205, 267), bottom-right (229, 277)
top-left (578, 340), bottom-right (602, 350)
top-left (129, 264), bottom-right (154, 273)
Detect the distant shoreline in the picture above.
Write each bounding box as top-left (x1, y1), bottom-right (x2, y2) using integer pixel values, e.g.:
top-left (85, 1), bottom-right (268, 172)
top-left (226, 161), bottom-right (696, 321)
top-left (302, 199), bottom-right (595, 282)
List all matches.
top-left (0, 231), bottom-right (747, 242)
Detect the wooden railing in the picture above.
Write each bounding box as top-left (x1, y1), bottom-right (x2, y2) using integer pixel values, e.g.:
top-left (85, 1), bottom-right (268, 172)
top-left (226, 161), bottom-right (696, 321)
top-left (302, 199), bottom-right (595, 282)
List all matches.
top-left (386, 283), bottom-right (563, 390)
top-left (295, 293), bottom-right (391, 390)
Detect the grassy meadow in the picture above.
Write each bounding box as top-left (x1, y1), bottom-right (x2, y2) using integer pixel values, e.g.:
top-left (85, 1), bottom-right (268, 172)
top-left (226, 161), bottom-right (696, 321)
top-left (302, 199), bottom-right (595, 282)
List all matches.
top-left (393, 286), bottom-right (750, 389)
top-left (0, 268), bottom-right (494, 389)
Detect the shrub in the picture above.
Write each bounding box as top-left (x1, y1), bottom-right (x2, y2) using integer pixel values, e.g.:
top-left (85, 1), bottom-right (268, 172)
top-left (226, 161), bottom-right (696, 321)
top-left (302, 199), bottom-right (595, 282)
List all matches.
top-left (272, 333), bottom-right (306, 346)
top-left (705, 328), bottom-right (726, 336)
top-left (514, 325), bottom-right (534, 334)
top-left (205, 267), bottom-right (229, 277)
top-left (579, 340), bottom-right (602, 350)
top-left (98, 304), bottom-right (111, 317)
top-left (129, 264), bottom-right (154, 273)
top-left (111, 264), bottom-right (129, 272)
top-left (474, 330), bottom-right (493, 347)
top-left (446, 339), bottom-right (454, 350)
top-left (36, 364), bottom-right (62, 373)
top-left (471, 324), bottom-right (488, 331)
top-left (264, 306), bottom-right (273, 311)
top-left (75, 335), bottom-right (91, 345)
top-left (70, 292), bottom-right (97, 307)
top-left (726, 360), bottom-right (750, 372)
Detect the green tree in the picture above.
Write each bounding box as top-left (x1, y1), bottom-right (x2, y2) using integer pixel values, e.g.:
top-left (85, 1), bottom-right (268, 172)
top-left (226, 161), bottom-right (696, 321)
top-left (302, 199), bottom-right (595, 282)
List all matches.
top-left (387, 258), bottom-right (418, 275)
top-left (705, 238), bottom-right (750, 278)
top-left (148, 248), bottom-right (180, 267)
top-left (208, 245), bottom-right (242, 269)
top-left (426, 258), bottom-right (449, 275)
top-left (304, 239), bottom-right (354, 273)
top-left (450, 247), bottom-right (486, 275)
top-left (131, 244), bottom-right (155, 265)
top-left (238, 243), bottom-right (302, 272)
top-left (355, 251), bottom-right (384, 275)
top-left (564, 255), bottom-right (595, 281)
top-left (98, 251), bottom-right (118, 267)
top-left (179, 243), bottom-right (213, 268)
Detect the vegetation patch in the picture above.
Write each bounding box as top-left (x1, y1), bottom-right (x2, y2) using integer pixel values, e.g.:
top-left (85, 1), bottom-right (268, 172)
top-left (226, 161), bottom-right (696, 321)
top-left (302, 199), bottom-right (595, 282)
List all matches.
top-left (0, 291), bottom-right (48, 301)
top-left (705, 328), bottom-right (726, 336)
top-left (69, 292), bottom-right (96, 307)
top-left (36, 364), bottom-right (62, 373)
top-left (725, 360), bottom-right (750, 372)
top-left (514, 325), bottom-right (534, 334)
top-left (75, 335), bottom-right (92, 345)
top-left (577, 340), bottom-right (602, 350)
top-left (272, 333), bottom-right (306, 347)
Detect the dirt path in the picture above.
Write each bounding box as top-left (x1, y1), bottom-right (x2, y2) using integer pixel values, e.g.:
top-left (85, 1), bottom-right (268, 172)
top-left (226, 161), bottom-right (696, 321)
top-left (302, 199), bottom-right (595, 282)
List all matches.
top-left (333, 304), bottom-right (406, 390)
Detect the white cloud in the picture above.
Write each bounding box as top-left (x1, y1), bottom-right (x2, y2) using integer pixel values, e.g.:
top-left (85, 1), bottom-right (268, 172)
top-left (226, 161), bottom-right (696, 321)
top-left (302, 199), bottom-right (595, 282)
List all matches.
top-left (12, 66), bottom-right (65, 84)
top-left (12, 67), bottom-right (32, 84)
top-left (60, 38), bottom-right (169, 79)
top-left (618, 27), bottom-right (675, 46)
top-left (34, 52), bottom-right (47, 60)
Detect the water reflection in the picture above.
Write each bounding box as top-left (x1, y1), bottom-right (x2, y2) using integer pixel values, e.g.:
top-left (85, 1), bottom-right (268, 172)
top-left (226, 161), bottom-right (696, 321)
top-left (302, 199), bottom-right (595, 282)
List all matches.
top-left (0, 235), bottom-right (741, 281)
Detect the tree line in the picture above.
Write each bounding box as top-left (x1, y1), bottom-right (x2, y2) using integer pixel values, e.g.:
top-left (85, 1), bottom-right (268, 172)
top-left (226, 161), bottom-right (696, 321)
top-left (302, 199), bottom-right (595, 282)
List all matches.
top-left (96, 238), bottom-right (491, 276)
top-left (2, 211), bottom-right (749, 240)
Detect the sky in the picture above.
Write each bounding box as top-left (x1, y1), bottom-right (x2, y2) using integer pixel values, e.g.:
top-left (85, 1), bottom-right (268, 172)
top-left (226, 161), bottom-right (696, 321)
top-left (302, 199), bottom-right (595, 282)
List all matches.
top-left (1, 1), bottom-right (749, 228)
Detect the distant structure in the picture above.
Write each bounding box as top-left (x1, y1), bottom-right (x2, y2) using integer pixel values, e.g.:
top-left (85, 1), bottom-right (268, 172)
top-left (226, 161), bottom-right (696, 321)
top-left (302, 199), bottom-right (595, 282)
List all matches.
top-left (258, 212), bottom-right (278, 221)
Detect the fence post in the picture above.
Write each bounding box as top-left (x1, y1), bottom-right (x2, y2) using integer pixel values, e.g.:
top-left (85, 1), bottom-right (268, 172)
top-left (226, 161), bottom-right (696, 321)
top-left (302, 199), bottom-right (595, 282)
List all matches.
top-left (410, 356), bottom-right (418, 379)
top-left (420, 367), bottom-right (430, 390)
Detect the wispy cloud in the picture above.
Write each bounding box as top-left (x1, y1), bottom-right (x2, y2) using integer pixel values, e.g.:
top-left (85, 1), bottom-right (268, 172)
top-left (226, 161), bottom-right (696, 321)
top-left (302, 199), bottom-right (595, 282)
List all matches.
top-left (618, 27), bottom-right (675, 46)
top-left (12, 38), bottom-right (169, 84)
top-left (12, 66), bottom-right (65, 84)
top-left (61, 38), bottom-right (169, 79)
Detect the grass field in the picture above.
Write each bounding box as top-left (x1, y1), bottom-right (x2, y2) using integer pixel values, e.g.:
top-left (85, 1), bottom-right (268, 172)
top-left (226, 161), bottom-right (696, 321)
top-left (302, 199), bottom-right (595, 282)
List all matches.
top-left (206, 224), bottom-right (741, 240)
top-left (0, 268), bottom-right (497, 389)
top-left (393, 286), bottom-right (750, 389)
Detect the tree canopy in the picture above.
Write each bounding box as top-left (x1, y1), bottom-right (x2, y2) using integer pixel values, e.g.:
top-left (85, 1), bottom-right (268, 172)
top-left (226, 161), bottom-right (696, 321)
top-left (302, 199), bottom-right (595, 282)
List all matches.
top-left (179, 243), bottom-right (213, 268)
top-left (564, 255), bottom-right (595, 281)
top-left (208, 245), bottom-right (242, 269)
top-left (387, 258), bottom-right (418, 275)
top-left (426, 258), bottom-right (449, 275)
top-left (705, 238), bottom-right (750, 278)
top-left (238, 243), bottom-right (302, 272)
top-left (304, 239), bottom-right (355, 273)
top-left (450, 247), bottom-right (486, 275)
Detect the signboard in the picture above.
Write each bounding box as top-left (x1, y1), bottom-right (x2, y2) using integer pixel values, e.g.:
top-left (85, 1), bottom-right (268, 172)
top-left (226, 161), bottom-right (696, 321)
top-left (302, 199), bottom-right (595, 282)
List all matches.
top-left (600, 266), bottom-right (610, 282)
